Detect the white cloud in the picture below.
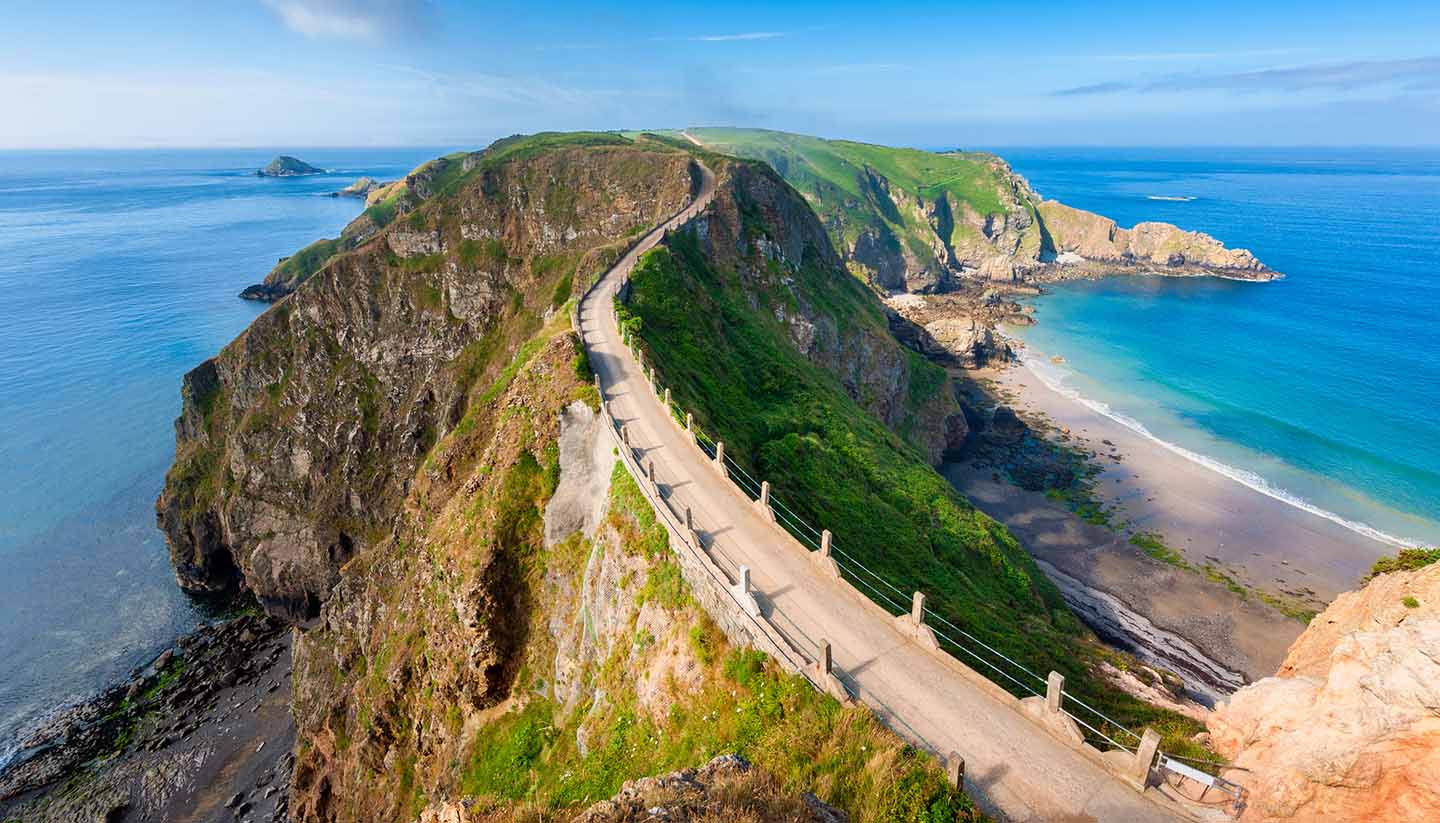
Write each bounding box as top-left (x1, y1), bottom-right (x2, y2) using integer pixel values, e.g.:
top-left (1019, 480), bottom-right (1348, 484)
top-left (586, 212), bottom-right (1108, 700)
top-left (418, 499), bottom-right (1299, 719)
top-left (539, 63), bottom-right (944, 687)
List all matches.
top-left (663, 31), bottom-right (785, 43)
top-left (259, 0), bottom-right (431, 42)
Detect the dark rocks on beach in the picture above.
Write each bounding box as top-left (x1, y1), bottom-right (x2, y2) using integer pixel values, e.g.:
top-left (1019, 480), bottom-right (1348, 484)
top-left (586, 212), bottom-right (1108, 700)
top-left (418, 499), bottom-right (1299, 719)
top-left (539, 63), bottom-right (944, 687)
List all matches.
top-left (0, 611), bottom-right (295, 823)
top-left (990, 405), bottom-right (1027, 443)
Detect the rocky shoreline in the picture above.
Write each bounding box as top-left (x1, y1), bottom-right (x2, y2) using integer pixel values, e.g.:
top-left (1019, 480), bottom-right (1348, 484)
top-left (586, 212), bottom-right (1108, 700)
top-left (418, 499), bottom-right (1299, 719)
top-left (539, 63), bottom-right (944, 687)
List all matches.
top-left (0, 611), bottom-right (295, 822)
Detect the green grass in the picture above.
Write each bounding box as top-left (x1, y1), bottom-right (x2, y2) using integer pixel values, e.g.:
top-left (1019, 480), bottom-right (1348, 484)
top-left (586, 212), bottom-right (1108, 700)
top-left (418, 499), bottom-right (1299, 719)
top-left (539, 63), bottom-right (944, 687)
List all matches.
top-left (1366, 547), bottom-right (1440, 581)
top-left (620, 227), bottom-right (1209, 755)
top-left (270, 236), bottom-right (340, 288)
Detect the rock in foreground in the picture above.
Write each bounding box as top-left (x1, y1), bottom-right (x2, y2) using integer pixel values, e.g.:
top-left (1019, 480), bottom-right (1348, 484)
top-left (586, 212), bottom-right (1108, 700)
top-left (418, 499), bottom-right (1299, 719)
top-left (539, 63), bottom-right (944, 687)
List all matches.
top-left (331, 176), bottom-right (384, 198)
top-left (1207, 561), bottom-right (1440, 822)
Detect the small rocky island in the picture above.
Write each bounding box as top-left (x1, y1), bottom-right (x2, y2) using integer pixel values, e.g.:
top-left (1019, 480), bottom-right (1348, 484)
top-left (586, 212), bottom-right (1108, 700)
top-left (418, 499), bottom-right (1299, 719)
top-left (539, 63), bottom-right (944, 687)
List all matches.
top-left (256, 155), bottom-right (323, 177)
top-left (329, 176), bottom-right (384, 198)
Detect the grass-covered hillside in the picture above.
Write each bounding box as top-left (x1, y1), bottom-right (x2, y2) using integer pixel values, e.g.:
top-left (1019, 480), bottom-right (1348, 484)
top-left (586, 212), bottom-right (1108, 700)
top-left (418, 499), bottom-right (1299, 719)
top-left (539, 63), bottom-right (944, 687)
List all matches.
top-left (620, 151), bottom-right (1212, 763)
top-left (679, 128), bottom-right (1046, 291)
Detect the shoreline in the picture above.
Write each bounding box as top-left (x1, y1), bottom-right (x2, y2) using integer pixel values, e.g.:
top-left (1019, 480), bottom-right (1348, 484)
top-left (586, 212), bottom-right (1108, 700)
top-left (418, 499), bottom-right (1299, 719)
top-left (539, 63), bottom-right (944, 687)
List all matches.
top-left (943, 349), bottom-right (1404, 699)
top-left (997, 356), bottom-right (1394, 601)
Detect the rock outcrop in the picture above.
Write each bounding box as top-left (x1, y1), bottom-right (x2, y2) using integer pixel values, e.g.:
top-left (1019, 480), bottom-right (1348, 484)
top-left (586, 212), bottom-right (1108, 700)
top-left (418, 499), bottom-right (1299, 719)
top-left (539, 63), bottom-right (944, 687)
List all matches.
top-left (1207, 562), bottom-right (1440, 822)
top-left (258, 155), bottom-right (324, 177)
top-left (1036, 200), bottom-right (1274, 279)
top-left (160, 140), bottom-right (696, 620)
top-left (331, 176), bottom-right (385, 198)
top-left (572, 755), bottom-right (847, 823)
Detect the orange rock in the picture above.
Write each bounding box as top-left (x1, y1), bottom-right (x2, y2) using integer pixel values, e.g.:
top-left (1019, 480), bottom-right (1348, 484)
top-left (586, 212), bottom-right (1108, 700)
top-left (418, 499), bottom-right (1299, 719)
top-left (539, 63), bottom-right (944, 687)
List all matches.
top-left (1208, 563), bottom-right (1440, 822)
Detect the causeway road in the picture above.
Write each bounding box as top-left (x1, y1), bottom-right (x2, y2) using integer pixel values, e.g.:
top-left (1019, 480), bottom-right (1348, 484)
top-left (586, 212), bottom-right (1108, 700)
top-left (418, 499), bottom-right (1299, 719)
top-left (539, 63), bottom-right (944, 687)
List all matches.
top-left (578, 160), bottom-right (1188, 822)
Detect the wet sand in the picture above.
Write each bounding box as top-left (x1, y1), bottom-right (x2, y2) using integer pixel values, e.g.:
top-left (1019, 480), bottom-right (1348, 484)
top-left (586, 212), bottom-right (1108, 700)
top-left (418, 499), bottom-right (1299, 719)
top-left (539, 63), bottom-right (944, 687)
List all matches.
top-left (943, 362), bottom-right (1398, 698)
top-left (993, 361), bottom-right (1393, 603)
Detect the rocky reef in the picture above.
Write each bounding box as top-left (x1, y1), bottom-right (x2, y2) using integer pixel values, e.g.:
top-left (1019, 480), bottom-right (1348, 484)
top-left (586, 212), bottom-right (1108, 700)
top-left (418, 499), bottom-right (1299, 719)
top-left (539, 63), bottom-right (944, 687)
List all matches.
top-left (1207, 560), bottom-right (1440, 822)
top-left (259, 155), bottom-right (325, 177)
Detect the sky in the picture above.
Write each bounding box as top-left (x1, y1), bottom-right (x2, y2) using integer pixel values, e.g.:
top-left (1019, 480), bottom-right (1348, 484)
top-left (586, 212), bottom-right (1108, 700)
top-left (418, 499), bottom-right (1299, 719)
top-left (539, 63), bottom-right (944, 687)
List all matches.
top-left (4, 0), bottom-right (1440, 149)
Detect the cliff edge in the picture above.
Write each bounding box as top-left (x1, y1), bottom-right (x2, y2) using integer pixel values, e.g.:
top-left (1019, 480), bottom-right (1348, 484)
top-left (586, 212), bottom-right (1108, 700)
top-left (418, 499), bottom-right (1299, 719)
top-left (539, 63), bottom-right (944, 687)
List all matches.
top-left (1207, 559), bottom-right (1440, 822)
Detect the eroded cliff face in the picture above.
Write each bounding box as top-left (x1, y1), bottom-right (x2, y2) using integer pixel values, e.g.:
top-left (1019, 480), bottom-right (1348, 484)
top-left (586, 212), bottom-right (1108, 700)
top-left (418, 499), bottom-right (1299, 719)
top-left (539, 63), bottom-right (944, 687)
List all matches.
top-left (158, 141), bottom-right (696, 620)
top-left (1207, 562), bottom-right (1440, 822)
top-left (683, 160), bottom-right (968, 462)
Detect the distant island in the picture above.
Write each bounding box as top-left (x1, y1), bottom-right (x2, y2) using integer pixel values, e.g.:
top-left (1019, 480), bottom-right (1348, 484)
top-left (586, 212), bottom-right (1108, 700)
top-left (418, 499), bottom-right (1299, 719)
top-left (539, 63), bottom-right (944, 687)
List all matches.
top-left (255, 155), bottom-right (323, 177)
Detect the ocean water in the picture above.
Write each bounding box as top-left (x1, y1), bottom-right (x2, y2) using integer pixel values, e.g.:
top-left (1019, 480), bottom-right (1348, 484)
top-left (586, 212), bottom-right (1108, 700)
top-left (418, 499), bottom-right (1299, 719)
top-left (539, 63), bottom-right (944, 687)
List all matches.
top-left (993, 147), bottom-right (1440, 549)
top-left (0, 148), bottom-right (446, 764)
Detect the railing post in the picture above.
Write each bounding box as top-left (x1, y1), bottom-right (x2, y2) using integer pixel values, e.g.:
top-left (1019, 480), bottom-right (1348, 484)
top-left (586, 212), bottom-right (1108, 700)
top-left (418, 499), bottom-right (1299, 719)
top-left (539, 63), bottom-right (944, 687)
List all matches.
top-left (731, 565), bottom-right (760, 617)
top-left (911, 591), bottom-right (925, 626)
top-left (1127, 728), bottom-right (1162, 790)
top-left (647, 459), bottom-right (656, 487)
top-left (820, 529), bottom-right (832, 558)
top-left (1046, 671), bottom-right (1064, 714)
top-left (714, 441), bottom-right (728, 478)
top-left (947, 752), bottom-right (965, 790)
top-left (819, 639), bottom-right (832, 675)
top-left (755, 480), bottom-right (775, 521)
top-left (621, 424), bottom-right (630, 445)
top-left (685, 505), bottom-right (693, 531)
top-left (663, 387), bottom-right (671, 408)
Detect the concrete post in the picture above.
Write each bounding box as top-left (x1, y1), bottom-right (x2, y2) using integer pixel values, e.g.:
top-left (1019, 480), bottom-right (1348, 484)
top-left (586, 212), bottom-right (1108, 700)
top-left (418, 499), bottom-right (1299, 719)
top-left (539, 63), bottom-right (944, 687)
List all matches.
top-left (685, 412), bottom-right (693, 434)
top-left (819, 639), bottom-right (832, 675)
top-left (647, 460), bottom-right (656, 486)
top-left (947, 752), bottom-right (965, 790)
top-left (738, 565), bottom-right (750, 592)
top-left (1046, 671), bottom-right (1064, 714)
top-left (911, 591), bottom-right (925, 626)
top-left (715, 441), bottom-right (728, 478)
top-left (1127, 728), bottom-right (1162, 790)
top-left (621, 424), bottom-right (630, 445)
top-left (594, 374), bottom-right (602, 395)
top-left (663, 387), bottom-right (671, 408)
top-left (820, 529), bottom-right (832, 558)
top-left (759, 481), bottom-right (771, 508)
top-left (685, 506), bottom-right (693, 531)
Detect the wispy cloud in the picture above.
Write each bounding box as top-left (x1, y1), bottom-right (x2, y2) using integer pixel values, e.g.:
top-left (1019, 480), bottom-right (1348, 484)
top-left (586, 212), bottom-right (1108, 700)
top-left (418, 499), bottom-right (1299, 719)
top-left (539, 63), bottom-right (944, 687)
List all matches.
top-left (676, 31), bottom-right (786, 42)
top-left (1053, 55), bottom-right (1440, 96)
top-left (259, 0), bottom-right (432, 42)
top-left (1076, 47), bottom-right (1310, 63)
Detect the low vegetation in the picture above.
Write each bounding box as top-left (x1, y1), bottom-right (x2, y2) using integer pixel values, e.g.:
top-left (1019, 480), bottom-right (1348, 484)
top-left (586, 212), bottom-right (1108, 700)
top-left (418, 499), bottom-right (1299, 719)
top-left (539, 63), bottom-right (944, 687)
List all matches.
top-left (620, 223), bottom-right (1211, 760)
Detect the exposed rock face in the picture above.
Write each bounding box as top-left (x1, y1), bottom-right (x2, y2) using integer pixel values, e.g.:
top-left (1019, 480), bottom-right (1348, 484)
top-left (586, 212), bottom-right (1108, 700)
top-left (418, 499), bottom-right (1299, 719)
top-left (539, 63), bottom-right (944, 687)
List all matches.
top-left (258, 155), bottom-right (324, 177)
top-left (159, 144), bottom-right (695, 620)
top-left (684, 160), bottom-right (962, 463)
top-left (331, 176), bottom-right (385, 198)
top-left (1207, 562), bottom-right (1440, 822)
top-left (572, 755), bottom-right (847, 823)
top-left (1036, 200), bottom-right (1275, 279)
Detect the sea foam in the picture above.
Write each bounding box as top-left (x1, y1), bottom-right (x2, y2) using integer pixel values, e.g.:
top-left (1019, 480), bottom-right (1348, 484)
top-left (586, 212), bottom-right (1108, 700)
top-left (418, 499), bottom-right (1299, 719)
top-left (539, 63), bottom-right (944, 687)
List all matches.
top-left (1017, 352), bottom-right (1422, 549)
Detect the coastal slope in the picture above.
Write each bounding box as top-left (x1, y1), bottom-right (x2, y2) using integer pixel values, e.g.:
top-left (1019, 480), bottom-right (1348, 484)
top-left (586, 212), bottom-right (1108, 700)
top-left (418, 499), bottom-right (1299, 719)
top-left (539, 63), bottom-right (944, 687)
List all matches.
top-left (682, 128), bottom-right (1279, 291)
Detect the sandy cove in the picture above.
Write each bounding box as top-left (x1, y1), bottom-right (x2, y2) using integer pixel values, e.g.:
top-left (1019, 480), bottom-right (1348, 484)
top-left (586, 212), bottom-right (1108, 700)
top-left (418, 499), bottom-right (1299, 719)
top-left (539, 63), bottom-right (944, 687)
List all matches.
top-left (946, 360), bottom-right (1398, 703)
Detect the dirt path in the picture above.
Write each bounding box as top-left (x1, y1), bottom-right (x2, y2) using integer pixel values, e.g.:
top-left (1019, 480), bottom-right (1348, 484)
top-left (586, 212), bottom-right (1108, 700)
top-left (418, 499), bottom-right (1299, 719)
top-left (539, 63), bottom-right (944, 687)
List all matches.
top-left (578, 161), bottom-right (1194, 822)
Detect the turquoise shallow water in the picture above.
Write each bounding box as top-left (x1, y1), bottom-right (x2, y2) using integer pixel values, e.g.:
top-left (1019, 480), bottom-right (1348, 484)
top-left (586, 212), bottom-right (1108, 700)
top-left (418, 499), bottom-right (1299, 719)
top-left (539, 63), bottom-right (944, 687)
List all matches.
top-left (0, 148), bottom-right (446, 763)
top-left (991, 148), bottom-right (1440, 549)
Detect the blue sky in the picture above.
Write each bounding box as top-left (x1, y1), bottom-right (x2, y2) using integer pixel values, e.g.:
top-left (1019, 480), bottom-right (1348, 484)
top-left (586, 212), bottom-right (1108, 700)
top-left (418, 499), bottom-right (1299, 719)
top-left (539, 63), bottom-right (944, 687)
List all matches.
top-left (4, 0), bottom-right (1439, 148)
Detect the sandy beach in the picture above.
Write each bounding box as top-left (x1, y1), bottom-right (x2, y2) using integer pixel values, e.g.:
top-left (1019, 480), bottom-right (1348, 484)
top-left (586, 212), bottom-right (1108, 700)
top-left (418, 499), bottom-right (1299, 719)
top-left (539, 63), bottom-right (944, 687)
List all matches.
top-left (998, 360), bottom-right (1394, 601)
top-left (944, 359), bottom-right (1401, 699)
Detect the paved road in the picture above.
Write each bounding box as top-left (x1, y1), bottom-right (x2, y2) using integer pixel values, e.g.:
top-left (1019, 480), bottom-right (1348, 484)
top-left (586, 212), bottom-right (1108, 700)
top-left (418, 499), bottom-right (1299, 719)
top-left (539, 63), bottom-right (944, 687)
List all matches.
top-left (578, 162), bottom-right (1187, 822)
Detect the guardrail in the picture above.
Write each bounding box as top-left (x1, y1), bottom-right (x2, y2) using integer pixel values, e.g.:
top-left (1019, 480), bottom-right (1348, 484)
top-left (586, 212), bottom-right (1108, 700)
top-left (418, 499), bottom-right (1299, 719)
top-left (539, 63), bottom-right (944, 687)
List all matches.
top-left (571, 166), bottom-right (1244, 817)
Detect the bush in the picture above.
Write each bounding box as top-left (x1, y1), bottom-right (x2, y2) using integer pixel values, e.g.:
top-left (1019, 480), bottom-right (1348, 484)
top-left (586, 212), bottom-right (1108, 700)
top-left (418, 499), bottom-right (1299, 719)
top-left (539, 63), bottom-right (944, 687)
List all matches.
top-left (1366, 548), bottom-right (1440, 581)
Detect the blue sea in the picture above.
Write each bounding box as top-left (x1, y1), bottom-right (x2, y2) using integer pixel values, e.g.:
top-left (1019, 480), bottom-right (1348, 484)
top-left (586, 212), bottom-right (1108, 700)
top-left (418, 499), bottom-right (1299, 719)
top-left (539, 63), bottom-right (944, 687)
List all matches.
top-left (992, 148), bottom-right (1440, 549)
top-left (0, 148), bottom-right (446, 764)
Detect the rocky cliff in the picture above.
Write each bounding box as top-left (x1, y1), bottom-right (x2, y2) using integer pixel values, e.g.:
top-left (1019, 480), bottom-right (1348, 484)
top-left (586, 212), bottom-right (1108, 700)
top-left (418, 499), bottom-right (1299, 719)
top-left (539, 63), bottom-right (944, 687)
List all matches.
top-left (158, 136), bottom-right (980, 822)
top-left (159, 136), bottom-right (697, 620)
top-left (684, 128), bottom-right (1279, 368)
top-left (1207, 560), bottom-right (1440, 822)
